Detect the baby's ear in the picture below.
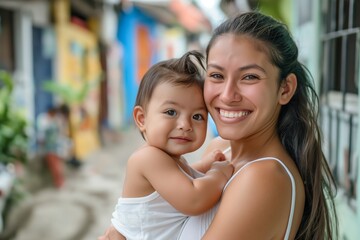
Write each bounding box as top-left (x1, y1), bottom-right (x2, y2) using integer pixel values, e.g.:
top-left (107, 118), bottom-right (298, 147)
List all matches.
top-left (279, 73), bottom-right (297, 105)
top-left (133, 106), bottom-right (146, 132)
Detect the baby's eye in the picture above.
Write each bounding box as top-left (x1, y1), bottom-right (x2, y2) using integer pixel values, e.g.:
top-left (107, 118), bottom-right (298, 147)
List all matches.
top-left (193, 114), bottom-right (204, 121)
top-left (165, 109), bottom-right (177, 116)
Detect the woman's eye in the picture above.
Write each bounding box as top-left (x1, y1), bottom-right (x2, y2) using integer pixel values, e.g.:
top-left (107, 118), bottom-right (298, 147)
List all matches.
top-left (165, 109), bottom-right (177, 116)
top-left (208, 73), bottom-right (223, 80)
top-left (243, 74), bottom-right (259, 80)
top-left (193, 114), bottom-right (204, 121)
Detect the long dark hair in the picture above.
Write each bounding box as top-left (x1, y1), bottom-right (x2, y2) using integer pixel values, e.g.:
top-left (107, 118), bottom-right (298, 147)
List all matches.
top-left (206, 12), bottom-right (338, 240)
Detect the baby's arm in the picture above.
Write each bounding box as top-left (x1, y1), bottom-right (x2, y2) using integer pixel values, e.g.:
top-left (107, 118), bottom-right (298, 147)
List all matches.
top-left (135, 146), bottom-right (233, 216)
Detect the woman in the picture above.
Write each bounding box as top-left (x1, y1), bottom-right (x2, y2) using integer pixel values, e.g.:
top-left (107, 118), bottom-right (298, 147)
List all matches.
top-left (100, 11), bottom-right (338, 240)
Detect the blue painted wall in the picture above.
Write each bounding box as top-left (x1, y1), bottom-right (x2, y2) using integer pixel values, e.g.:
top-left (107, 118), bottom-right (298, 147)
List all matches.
top-left (117, 7), bottom-right (158, 126)
top-left (32, 26), bottom-right (54, 123)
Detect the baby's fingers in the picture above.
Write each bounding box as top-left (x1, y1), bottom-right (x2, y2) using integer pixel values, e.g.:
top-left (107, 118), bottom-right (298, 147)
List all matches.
top-left (213, 149), bottom-right (226, 161)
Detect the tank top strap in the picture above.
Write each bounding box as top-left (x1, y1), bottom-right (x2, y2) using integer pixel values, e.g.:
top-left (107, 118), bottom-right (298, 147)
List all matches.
top-left (223, 157), bottom-right (296, 240)
top-left (222, 146), bottom-right (231, 154)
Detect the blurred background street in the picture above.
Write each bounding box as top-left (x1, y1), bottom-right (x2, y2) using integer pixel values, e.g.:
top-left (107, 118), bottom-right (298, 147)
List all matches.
top-left (0, 0), bottom-right (359, 239)
top-left (1, 126), bottom-right (138, 240)
top-left (0, 125), bottom-right (211, 240)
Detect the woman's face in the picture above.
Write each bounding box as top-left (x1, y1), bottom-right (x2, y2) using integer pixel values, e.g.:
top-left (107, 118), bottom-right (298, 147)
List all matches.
top-left (204, 34), bottom-right (283, 141)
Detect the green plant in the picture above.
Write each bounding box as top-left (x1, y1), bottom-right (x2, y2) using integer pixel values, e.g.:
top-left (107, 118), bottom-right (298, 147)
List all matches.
top-left (0, 71), bottom-right (28, 165)
top-left (0, 71), bottom-right (29, 235)
top-left (42, 76), bottom-right (101, 105)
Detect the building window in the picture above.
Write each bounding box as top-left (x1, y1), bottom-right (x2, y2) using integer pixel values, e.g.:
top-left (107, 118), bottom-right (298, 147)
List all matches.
top-left (320, 0), bottom-right (359, 210)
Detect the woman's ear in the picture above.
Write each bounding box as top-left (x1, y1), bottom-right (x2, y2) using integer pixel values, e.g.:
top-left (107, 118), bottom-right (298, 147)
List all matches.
top-left (278, 73), bottom-right (297, 105)
top-left (133, 106), bottom-right (146, 132)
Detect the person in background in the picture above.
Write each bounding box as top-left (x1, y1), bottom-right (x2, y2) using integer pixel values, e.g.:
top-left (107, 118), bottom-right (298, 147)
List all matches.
top-left (57, 103), bottom-right (81, 168)
top-left (36, 105), bottom-right (64, 188)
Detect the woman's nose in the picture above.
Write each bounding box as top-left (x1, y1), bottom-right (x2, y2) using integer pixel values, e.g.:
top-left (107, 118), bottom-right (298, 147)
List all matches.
top-left (220, 81), bottom-right (241, 103)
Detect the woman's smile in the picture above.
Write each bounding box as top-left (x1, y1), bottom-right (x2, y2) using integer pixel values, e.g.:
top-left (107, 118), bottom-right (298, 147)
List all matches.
top-left (219, 109), bottom-right (251, 119)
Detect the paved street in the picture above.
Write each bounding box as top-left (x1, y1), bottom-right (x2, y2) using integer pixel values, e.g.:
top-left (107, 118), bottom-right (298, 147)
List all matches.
top-left (1, 126), bottom-right (211, 240)
top-left (2, 126), bottom-right (142, 240)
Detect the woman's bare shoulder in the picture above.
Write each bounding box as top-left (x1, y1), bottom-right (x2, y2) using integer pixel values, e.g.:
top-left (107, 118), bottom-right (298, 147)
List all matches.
top-left (227, 159), bottom-right (292, 198)
top-left (203, 159), bottom-right (293, 239)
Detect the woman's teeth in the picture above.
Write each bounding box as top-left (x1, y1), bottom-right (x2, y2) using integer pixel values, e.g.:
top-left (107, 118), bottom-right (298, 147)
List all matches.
top-left (220, 109), bottom-right (250, 118)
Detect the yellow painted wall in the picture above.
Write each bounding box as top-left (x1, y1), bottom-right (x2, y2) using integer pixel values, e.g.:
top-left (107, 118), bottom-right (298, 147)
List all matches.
top-left (55, 0), bottom-right (102, 160)
top-left (56, 24), bottom-right (102, 160)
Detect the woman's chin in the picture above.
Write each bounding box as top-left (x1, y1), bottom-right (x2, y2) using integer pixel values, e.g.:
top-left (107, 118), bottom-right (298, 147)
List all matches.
top-left (216, 128), bottom-right (240, 141)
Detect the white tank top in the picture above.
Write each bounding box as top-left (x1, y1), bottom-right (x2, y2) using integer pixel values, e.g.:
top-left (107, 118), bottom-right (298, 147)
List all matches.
top-left (178, 155), bottom-right (296, 240)
top-left (111, 162), bottom-right (204, 240)
top-left (111, 191), bottom-right (188, 240)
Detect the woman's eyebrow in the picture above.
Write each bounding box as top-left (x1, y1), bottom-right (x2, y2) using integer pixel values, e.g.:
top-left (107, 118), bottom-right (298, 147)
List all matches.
top-left (207, 63), bottom-right (266, 73)
top-left (239, 64), bottom-right (266, 73)
top-left (207, 63), bottom-right (224, 71)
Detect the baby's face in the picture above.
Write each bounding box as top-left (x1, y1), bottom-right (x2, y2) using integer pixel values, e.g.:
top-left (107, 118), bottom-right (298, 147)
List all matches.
top-left (142, 82), bottom-right (208, 158)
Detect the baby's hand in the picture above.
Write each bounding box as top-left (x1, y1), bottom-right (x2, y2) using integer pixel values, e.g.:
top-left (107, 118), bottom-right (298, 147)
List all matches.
top-left (192, 149), bottom-right (228, 173)
top-left (210, 160), bottom-right (234, 180)
top-left (201, 149), bottom-right (226, 169)
top-left (211, 149), bottom-right (226, 162)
